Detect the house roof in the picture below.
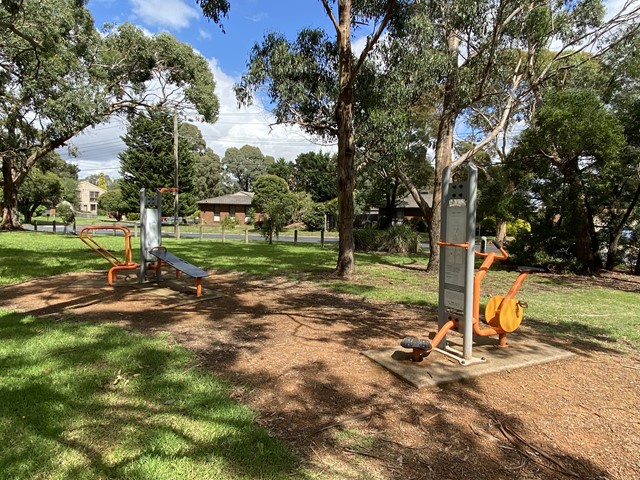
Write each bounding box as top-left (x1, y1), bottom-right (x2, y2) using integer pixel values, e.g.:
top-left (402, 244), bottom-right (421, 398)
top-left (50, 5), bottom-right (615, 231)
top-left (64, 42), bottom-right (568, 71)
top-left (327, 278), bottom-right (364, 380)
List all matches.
top-left (381, 191), bottom-right (432, 209)
top-left (398, 191), bottom-right (433, 209)
top-left (76, 180), bottom-right (106, 193)
top-left (198, 191), bottom-right (254, 206)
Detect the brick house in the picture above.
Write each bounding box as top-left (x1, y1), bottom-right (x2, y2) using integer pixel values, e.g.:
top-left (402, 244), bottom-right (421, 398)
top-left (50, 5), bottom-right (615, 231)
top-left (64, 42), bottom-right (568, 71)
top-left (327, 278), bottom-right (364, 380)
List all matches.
top-left (197, 191), bottom-right (255, 225)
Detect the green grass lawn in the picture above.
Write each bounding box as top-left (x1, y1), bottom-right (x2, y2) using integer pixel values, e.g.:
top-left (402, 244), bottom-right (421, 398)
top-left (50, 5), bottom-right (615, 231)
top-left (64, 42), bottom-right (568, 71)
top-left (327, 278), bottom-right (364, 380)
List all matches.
top-left (0, 310), bottom-right (300, 480)
top-left (1, 230), bottom-right (639, 478)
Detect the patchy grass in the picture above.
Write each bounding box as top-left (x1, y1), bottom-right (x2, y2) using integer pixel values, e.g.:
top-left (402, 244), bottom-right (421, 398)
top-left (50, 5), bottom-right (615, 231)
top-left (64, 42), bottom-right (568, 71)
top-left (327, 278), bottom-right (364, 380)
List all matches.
top-left (2, 231), bottom-right (639, 351)
top-left (0, 309), bottom-right (302, 480)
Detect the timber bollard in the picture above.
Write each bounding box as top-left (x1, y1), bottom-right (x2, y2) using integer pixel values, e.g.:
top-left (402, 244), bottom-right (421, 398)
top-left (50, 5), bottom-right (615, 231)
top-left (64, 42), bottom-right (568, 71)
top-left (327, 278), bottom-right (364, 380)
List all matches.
top-left (244, 228), bottom-right (249, 244)
top-left (199, 225), bottom-right (203, 240)
top-left (321, 229), bottom-right (325, 248)
top-left (294, 229), bottom-right (298, 244)
top-left (52, 220), bottom-right (56, 233)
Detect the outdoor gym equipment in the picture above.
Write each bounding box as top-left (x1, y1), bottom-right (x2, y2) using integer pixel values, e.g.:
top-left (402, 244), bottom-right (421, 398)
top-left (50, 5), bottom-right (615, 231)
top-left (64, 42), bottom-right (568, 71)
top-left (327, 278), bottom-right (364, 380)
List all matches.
top-left (79, 188), bottom-right (208, 296)
top-left (139, 188), bottom-right (208, 296)
top-left (79, 225), bottom-right (138, 285)
top-left (400, 164), bottom-right (542, 365)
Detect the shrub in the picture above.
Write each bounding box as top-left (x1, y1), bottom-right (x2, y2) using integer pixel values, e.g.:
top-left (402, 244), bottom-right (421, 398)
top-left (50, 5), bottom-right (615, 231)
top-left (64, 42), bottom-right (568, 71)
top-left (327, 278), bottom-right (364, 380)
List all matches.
top-left (354, 228), bottom-right (383, 252)
top-left (127, 213), bottom-right (140, 222)
top-left (380, 225), bottom-right (420, 254)
top-left (303, 203), bottom-right (326, 231)
top-left (56, 204), bottom-right (75, 224)
top-left (221, 216), bottom-right (239, 230)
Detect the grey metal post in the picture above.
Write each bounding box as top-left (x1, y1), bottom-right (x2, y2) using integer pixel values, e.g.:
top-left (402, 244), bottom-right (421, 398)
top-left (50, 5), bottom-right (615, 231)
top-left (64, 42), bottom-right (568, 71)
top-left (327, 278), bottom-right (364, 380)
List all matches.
top-left (463, 164), bottom-right (478, 360)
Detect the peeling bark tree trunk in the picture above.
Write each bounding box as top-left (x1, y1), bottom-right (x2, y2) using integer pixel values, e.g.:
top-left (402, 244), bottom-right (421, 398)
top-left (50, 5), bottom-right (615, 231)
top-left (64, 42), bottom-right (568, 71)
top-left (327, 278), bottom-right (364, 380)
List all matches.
top-left (495, 221), bottom-right (507, 244)
top-left (334, 0), bottom-right (356, 277)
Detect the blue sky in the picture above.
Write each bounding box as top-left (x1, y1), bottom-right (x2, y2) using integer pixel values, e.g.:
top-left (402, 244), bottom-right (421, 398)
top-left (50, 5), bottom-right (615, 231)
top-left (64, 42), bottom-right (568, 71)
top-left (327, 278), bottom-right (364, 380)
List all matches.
top-left (61, 0), bottom-right (629, 180)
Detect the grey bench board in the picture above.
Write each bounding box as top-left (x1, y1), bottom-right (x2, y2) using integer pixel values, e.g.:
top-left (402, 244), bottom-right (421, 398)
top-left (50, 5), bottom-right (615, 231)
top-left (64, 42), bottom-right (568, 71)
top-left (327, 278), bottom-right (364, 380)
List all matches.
top-left (149, 247), bottom-right (208, 278)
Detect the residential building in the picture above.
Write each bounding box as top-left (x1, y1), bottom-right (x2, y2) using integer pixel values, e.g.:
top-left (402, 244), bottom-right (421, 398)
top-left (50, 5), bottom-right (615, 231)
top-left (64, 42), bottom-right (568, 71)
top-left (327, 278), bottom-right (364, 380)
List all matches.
top-left (197, 191), bottom-right (255, 225)
top-left (76, 180), bottom-right (106, 215)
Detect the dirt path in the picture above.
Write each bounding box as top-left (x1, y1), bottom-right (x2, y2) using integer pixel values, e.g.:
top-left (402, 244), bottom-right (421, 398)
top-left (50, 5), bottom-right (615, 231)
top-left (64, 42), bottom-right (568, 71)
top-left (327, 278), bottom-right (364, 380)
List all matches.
top-left (1, 271), bottom-right (639, 479)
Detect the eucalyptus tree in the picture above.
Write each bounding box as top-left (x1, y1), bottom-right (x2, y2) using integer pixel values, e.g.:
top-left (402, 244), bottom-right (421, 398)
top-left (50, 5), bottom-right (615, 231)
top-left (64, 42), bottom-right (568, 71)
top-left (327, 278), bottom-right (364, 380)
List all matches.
top-left (232, 0), bottom-right (399, 277)
top-left (222, 145), bottom-right (274, 192)
top-left (379, 0), bottom-right (640, 272)
top-left (1, 0), bottom-right (219, 229)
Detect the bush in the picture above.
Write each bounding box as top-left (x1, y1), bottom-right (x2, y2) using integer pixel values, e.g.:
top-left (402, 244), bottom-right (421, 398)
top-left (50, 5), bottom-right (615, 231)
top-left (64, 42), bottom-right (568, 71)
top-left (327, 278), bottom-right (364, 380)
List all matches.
top-left (380, 225), bottom-right (420, 254)
top-left (506, 218), bottom-right (531, 237)
top-left (353, 225), bottom-right (421, 254)
top-left (303, 203), bottom-right (326, 231)
top-left (127, 213), bottom-right (140, 222)
top-left (354, 228), bottom-right (383, 252)
top-left (221, 216), bottom-right (239, 230)
top-left (56, 204), bottom-right (75, 224)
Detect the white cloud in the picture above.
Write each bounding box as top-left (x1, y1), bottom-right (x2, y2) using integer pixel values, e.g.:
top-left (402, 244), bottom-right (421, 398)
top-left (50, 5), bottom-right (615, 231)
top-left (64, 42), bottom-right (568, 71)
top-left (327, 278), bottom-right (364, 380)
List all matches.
top-left (129, 0), bottom-right (199, 30)
top-left (193, 58), bottom-right (334, 162)
top-left (58, 57), bottom-right (334, 179)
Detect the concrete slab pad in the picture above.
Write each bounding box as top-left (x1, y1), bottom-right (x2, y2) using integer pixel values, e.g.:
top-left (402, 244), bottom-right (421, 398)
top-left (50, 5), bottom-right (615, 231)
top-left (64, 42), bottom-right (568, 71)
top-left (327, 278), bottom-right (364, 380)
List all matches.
top-left (363, 334), bottom-right (574, 388)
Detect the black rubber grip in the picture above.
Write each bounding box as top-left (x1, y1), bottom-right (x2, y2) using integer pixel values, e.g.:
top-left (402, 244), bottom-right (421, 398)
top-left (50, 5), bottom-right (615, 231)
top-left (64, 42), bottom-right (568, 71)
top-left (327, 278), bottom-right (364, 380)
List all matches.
top-left (492, 240), bottom-right (503, 250)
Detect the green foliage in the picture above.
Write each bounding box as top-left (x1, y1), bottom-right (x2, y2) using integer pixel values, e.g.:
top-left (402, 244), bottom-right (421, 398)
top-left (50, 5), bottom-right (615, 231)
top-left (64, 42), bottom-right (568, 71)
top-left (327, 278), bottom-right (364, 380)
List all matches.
top-left (98, 189), bottom-right (127, 219)
top-left (220, 216), bottom-right (239, 230)
top-left (293, 151), bottom-right (337, 202)
top-left (222, 145), bottom-right (274, 192)
top-left (354, 224), bottom-right (420, 254)
top-left (511, 88), bottom-right (626, 272)
top-left (303, 203), bottom-right (327, 231)
top-left (119, 110), bottom-right (196, 216)
top-left (1, 3), bottom-right (219, 229)
top-left (506, 219), bottom-right (531, 237)
top-left (55, 203), bottom-right (75, 224)
top-left (252, 175), bottom-right (297, 243)
top-left (267, 158), bottom-right (295, 187)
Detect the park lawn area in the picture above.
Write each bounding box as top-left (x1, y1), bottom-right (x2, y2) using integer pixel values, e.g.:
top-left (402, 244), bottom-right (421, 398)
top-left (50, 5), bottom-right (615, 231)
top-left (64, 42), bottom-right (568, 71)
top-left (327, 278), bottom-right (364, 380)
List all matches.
top-left (1, 230), bottom-right (639, 350)
top-left (0, 309), bottom-right (302, 480)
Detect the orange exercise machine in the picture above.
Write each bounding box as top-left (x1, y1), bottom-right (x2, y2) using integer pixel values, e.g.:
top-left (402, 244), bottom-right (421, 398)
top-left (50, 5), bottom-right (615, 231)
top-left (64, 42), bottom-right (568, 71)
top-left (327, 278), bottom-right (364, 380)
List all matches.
top-left (401, 239), bottom-right (542, 363)
top-left (78, 225), bottom-right (139, 285)
top-left (79, 188), bottom-right (208, 296)
top-left (400, 164), bottom-right (541, 365)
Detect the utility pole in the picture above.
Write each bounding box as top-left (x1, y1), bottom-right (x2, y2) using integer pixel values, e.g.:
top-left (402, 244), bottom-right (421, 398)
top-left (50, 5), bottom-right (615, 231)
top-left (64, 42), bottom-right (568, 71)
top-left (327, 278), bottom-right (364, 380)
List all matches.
top-left (173, 110), bottom-right (180, 239)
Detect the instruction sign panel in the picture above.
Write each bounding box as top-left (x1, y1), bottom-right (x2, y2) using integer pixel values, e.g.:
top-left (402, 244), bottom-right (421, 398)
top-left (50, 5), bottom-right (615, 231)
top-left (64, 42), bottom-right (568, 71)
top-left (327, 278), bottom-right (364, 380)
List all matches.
top-left (443, 204), bottom-right (467, 287)
top-left (444, 289), bottom-right (465, 311)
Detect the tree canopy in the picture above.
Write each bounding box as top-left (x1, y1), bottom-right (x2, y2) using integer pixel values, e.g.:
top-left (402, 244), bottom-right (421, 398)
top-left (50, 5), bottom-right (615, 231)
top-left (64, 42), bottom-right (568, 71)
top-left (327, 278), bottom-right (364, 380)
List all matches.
top-left (1, 0), bottom-right (219, 229)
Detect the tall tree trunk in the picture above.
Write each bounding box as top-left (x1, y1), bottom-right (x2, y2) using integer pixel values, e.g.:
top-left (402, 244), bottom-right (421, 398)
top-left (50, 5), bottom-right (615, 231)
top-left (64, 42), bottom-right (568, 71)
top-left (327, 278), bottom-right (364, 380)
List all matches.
top-left (495, 220), bottom-right (507, 243)
top-left (1, 158), bottom-right (22, 230)
top-left (426, 30), bottom-right (459, 274)
top-left (427, 109), bottom-right (456, 273)
top-left (335, 0), bottom-right (356, 277)
top-left (566, 165), bottom-right (598, 272)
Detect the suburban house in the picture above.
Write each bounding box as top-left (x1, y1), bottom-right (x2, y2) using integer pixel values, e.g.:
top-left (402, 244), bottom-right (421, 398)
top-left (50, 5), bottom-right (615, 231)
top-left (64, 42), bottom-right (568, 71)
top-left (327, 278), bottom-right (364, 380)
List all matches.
top-left (76, 180), bottom-right (106, 215)
top-left (197, 191), bottom-right (254, 225)
top-left (379, 191), bottom-right (433, 224)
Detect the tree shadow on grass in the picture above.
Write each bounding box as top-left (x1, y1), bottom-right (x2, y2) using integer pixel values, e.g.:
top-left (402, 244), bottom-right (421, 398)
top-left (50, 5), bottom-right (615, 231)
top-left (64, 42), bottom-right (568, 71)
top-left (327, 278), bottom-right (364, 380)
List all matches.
top-left (0, 311), bottom-right (301, 480)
